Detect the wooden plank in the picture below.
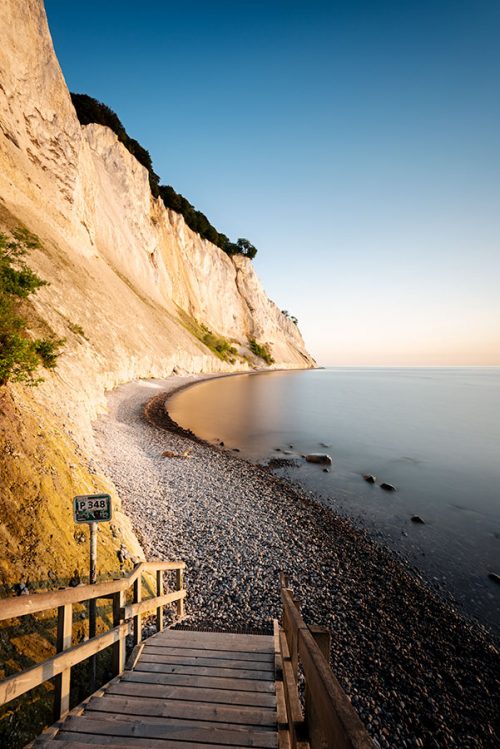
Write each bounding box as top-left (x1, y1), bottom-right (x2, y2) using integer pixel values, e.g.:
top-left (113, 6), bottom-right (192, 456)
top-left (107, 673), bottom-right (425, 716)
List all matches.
top-left (87, 694), bottom-right (277, 726)
top-left (112, 592), bottom-right (126, 677)
top-left (134, 662), bottom-right (274, 681)
top-left (140, 652), bottom-right (275, 672)
top-left (276, 681), bottom-right (291, 749)
top-left (133, 576), bottom-right (142, 646)
top-left (153, 630), bottom-right (273, 646)
top-left (0, 622), bottom-right (130, 707)
top-left (53, 734), bottom-right (255, 748)
top-left (142, 645), bottom-right (274, 663)
top-left (0, 561), bottom-right (185, 621)
top-left (81, 710), bottom-right (275, 737)
top-left (282, 659), bottom-right (304, 727)
top-left (122, 590), bottom-right (185, 620)
top-left (298, 629), bottom-right (375, 749)
top-left (62, 715), bottom-right (277, 748)
top-left (176, 568), bottom-right (185, 619)
top-left (148, 632), bottom-right (274, 654)
top-left (124, 642), bottom-right (144, 672)
top-left (53, 602), bottom-right (73, 719)
top-left (273, 620), bottom-right (282, 681)
top-left (156, 570), bottom-right (163, 632)
top-left (107, 680), bottom-right (276, 708)
top-left (121, 670), bottom-right (275, 693)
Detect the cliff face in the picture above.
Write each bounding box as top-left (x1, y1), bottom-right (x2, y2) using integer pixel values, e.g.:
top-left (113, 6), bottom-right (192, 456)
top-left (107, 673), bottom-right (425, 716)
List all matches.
top-left (0, 0), bottom-right (314, 587)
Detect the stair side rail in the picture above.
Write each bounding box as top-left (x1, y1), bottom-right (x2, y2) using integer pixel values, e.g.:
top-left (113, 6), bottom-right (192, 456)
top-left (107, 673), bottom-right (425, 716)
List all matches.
top-left (279, 573), bottom-right (375, 749)
top-left (0, 560), bottom-right (186, 719)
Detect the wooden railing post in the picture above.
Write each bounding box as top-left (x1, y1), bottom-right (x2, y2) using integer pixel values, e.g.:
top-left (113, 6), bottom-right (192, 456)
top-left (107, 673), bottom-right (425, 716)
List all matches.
top-left (112, 590), bottom-right (126, 676)
top-left (133, 575), bottom-right (142, 646)
top-left (176, 567), bottom-right (185, 620)
top-left (156, 570), bottom-right (163, 632)
top-left (305, 626), bottom-right (332, 749)
top-left (0, 560), bottom-right (186, 712)
top-left (53, 603), bottom-right (72, 720)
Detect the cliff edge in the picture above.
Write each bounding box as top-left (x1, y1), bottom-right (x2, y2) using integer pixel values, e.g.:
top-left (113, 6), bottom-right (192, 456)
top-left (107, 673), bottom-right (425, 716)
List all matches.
top-left (0, 0), bottom-right (314, 588)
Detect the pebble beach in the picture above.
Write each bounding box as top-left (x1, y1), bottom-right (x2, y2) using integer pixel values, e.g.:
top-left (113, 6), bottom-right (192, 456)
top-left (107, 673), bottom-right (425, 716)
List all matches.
top-left (93, 376), bottom-right (500, 749)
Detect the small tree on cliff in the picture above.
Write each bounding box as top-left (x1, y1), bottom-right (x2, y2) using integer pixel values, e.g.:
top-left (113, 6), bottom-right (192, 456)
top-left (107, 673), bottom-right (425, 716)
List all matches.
top-left (236, 238), bottom-right (257, 259)
top-left (0, 229), bottom-right (64, 386)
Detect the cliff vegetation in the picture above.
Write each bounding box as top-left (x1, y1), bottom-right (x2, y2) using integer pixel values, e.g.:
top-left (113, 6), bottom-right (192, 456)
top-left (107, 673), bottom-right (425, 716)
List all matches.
top-left (0, 228), bottom-right (63, 386)
top-left (71, 93), bottom-right (258, 259)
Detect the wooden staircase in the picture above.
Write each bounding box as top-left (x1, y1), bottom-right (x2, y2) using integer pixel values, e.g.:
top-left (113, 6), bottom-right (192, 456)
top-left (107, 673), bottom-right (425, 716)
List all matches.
top-left (35, 628), bottom-right (278, 749)
top-left (0, 562), bottom-right (375, 749)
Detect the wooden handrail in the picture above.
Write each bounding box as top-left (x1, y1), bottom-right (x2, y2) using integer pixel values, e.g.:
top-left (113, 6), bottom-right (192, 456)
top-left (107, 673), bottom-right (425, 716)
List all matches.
top-left (0, 621), bottom-right (131, 706)
top-left (121, 589), bottom-right (186, 619)
top-left (0, 559), bottom-right (187, 719)
top-left (279, 576), bottom-right (375, 749)
top-left (0, 561), bottom-right (185, 621)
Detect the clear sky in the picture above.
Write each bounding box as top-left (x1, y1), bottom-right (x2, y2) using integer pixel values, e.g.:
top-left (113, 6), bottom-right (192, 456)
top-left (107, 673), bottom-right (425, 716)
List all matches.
top-left (44, 0), bottom-right (500, 365)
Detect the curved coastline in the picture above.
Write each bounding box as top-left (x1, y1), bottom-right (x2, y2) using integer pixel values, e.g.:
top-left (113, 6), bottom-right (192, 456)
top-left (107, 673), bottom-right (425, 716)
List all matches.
top-left (161, 369), bottom-right (500, 640)
top-left (94, 375), bottom-right (500, 748)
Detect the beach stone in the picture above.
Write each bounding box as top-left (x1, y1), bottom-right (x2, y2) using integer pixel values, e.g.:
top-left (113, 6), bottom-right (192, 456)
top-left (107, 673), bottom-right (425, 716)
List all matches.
top-left (380, 482), bottom-right (396, 491)
top-left (306, 453), bottom-right (332, 465)
top-left (363, 474), bottom-right (376, 484)
top-left (411, 515), bottom-right (425, 524)
top-left (13, 582), bottom-right (28, 596)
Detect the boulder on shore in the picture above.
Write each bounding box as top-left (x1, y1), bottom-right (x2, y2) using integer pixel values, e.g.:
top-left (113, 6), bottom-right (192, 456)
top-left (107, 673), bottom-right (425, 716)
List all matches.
top-left (305, 453), bottom-right (332, 465)
top-left (411, 515), bottom-right (425, 524)
top-left (488, 572), bottom-right (500, 585)
top-left (363, 474), bottom-right (376, 484)
top-left (380, 482), bottom-right (396, 491)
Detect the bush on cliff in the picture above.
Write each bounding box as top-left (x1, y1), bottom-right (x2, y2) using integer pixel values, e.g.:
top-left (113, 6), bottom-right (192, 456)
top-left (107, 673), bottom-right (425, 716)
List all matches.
top-left (70, 93), bottom-right (160, 197)
top-left (71, 93), bottom-right (258, 260)
top-left (249, 338), bottom-right (274, 365)
top-left (0, 229), bottom-right (64, 386)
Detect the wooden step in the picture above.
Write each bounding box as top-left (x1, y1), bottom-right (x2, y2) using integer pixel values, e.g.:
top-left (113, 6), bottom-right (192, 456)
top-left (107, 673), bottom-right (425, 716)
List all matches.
top-left (38, 629), bottom-right (279, 748)
top-left (107, 679), bottom-right (276, 708)
top-left (134, 661), bottom-right (274, 681)
top-left (139, 651), bottom-right (275, 670)
top-left (59, 714), bottom-right (277, 747)
top-left (121, 670), bottom-right (275, 693)
top-left (86, 694), bottom-right (277, 727)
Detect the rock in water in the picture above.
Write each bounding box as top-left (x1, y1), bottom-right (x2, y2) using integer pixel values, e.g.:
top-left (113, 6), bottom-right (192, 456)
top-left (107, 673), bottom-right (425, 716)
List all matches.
top-left (411, 515), bottom-right (425, 524)
top-left (363, 474), bottom-right (376, 484)
top-left (305, 453), bottom-right (332, 465)
top-left (380, 482), bottom-right (396, 491)
top-left (488, 572), bottom-right (500, 585)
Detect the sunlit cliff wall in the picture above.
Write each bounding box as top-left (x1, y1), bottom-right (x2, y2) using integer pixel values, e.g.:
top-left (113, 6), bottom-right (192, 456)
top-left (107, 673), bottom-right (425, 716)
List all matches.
top-left (0, 0), bottom-right (314, 587)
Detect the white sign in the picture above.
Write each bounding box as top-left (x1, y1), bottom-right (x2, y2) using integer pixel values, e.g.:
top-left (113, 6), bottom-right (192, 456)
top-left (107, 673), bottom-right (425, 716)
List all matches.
top-left (73, 493), bottom-right (112, 524)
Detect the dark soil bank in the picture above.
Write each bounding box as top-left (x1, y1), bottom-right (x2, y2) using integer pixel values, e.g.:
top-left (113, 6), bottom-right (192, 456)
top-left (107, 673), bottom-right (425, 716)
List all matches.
top-left (94, 379), bottom-right (500, 749)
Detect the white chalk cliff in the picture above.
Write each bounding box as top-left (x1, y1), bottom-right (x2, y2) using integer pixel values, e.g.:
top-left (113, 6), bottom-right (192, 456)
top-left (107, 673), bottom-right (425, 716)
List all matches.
top-left (0, 0), bottom-right (314, 585)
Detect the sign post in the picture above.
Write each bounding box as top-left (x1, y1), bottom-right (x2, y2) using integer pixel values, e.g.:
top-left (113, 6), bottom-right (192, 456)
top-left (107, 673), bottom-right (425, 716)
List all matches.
top-left (73, 493), bottom-right (112, 690)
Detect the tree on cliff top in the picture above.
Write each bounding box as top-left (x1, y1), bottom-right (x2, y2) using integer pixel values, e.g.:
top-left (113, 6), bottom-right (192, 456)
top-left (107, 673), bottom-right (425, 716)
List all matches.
top-left (71, 93), bottom-right (160, 197)
top-left (71, 93), bottom-right (258, 260)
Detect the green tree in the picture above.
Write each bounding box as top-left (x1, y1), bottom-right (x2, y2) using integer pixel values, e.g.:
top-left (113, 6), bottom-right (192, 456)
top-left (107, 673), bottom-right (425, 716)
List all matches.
top-left (0, 230), bottom-right (64, 386)
top-left (71, 93), bottom-right (259, 261)
top-left (237, 238), bottom-right (257, 259)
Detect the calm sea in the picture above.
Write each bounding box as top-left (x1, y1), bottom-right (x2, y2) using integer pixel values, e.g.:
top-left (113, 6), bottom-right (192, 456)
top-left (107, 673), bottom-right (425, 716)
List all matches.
top-left (168, 367), bottom-right (500, 638)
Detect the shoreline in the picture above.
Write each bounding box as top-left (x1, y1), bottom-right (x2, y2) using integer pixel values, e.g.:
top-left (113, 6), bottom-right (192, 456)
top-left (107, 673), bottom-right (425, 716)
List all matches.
top-left (160, 372), bottom-right (500, 641)
top-left (94, 375), bottom-right (500, 748)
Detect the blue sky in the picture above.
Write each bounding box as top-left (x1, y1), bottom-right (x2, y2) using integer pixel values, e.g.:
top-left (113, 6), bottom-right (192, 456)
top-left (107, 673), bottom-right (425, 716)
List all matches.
top-left (45, 0), bottom-right (500, 365)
